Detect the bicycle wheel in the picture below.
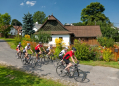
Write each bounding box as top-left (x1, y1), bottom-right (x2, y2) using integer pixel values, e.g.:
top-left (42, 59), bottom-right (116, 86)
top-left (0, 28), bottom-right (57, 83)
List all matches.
top-left (73, 69), bottom-right (86, 82)
top-left (30, 58), bottom-right (37, 68)
top-left (56, 65), bottom-right (66, 77)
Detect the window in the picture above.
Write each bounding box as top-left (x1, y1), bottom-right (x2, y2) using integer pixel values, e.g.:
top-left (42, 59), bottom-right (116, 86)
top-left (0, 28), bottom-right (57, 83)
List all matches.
top-left (59, 37), bottom-right (63, 40)
top-left (11, 32), bottom-right (12, 35)
top-left (49, 37), bottom-right (52, 41)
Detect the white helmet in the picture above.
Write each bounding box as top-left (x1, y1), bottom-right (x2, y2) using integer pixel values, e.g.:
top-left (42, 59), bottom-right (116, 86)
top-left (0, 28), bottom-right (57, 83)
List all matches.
top-left (27, 43), bottom-right (30, 46)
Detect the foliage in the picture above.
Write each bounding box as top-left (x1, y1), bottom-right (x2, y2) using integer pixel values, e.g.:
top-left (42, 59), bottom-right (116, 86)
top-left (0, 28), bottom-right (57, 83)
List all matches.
top-left (21, 35), bottom-right (31, 48)
top-left (22, 12), bottom-right (35, 36)
top-left (42, 17), bottom-right (48, 24)
top-left (97, 36), bottom-right (114, 48)
top-left (81, 2), bottom-right (109, 24)
top-left (72, 22), bottom-right (85, 26)
top-left (14, 35), bottom-right (22, 46)
top-left (33, 11), bottom-right (46, 24)
top-left (102, 48), bottom-right (114, 62)
top-left (73, 39), bottom-right (90, 60)
top-left (54, 38), bottom-right (65, 57)
top-left (11, 19), bottom-right (22, 26)
top-left (31, 31), bottom-right (51, 43)
top-left (0, 13), bottom-right (11, 38)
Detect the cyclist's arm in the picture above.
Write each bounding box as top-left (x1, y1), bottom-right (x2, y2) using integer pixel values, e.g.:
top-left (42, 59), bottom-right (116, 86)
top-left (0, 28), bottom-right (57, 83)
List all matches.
top-left (39, 47), bottom-right (42, 53)
top-left (26, 49), bottom-right (28, 53)
top-left (74, 55), bottom-right (78, 61)
top-left (30, 49), bottom-right (33, 53)
top-left (43, 47), bottom-right (46, 52)
top-left (71, 56), bottom-right (75, 64)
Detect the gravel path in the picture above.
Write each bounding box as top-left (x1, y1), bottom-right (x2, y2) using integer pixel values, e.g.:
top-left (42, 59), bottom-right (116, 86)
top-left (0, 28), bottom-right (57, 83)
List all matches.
top-left (0, 39), bottom-right (119, 86)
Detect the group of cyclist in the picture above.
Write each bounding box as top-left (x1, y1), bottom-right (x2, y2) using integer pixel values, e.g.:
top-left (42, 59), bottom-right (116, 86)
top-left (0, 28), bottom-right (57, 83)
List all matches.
top-left (16, 42), bottom-right (78, 73)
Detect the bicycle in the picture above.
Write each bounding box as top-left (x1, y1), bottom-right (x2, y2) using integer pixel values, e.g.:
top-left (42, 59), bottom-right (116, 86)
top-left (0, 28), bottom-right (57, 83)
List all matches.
top-left (21, 53), bottom-right (35, 67)
top-left (56, 61), bottom-right (86, 82)
top-left (15, 50), bottom-right (23, 59)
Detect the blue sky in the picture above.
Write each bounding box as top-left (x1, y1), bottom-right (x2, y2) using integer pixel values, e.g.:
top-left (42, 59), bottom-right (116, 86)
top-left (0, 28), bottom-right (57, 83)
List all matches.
top-left (0, 0), bottom-right (119, 27)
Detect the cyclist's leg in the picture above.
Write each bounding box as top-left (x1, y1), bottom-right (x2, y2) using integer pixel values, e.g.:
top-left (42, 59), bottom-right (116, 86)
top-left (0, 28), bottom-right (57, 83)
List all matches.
top-left (35, 50), bottom-right (39, 60)
top-left (64, 59), bottom-right (72, 72)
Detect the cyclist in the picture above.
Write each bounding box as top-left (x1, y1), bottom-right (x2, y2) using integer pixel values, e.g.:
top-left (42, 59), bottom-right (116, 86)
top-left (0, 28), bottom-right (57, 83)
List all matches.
top-left (59, 47), bottom-right (69, 60)
top-left (16, 42), bottom-right (23, 58)
top-left (63, 47), bottom-right (78, 72)
top-left (46, 44), bottom-right (53, 57)
top-left (23, 43), bottom-right (33, 59)
top-left (35, 42), bottom-right (46, 61)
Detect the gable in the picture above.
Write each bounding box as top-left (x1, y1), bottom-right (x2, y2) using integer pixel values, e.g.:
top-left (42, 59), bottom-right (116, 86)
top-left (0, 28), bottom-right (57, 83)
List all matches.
top-left (39, 20), bottom-right (68, 31)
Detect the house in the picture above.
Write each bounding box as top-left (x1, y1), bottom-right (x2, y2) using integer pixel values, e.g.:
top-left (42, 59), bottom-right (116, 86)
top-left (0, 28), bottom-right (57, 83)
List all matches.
top-left (33, 22), bottom-right (42, 32)
top-left (9, 26), bottom-right (22, 35)
top-left (35, 14), bottom-right (102, 46)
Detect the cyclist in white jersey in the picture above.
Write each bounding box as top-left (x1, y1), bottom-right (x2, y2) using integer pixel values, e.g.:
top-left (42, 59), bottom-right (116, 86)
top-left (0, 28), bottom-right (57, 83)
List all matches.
top-left (23, 43), bottom-right (33, 59)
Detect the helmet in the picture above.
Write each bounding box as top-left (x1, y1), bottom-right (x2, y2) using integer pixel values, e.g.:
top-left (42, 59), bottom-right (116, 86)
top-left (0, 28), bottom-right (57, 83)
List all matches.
top-left (72, 47), bottom-right (76, 51)
top-left (19, 42), bottom-right (21, 45)
top-left (65, 47), bottom-right (69, 49)
top-left (50, 44), bottom-right (53, 46)
top-left (39, 42), bottom-right (42, 44)
top-left (27, 43), bottom-right (30, 46)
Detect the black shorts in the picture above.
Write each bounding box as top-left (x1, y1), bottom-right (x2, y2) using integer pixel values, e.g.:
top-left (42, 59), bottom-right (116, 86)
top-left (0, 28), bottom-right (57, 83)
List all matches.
top-left (59, 56), bottom-right (63, 60)
top-left (63, 59), bottom-right (70, 64)
top-left (35, 50), bottom-right (40, 53)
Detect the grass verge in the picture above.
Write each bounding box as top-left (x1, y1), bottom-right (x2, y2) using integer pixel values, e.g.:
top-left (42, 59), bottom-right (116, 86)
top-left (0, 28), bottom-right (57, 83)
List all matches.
top-left (80, 60), bottom-right (119, 69)
top-left (0, 64), bottom-right (65, 86)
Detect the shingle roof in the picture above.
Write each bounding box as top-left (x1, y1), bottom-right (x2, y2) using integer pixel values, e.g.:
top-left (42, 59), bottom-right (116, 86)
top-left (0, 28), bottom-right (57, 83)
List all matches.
top-left (64, 25), bottom-right (102, 37)
top-left (34, 23), bottom-right (42, 29)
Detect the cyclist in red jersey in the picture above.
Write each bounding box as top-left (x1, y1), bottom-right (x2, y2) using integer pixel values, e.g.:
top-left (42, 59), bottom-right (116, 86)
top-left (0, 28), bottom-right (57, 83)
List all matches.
top-left (63, 47), bottom-right (78, 72)
top-left (35, 42), bottom-right (46, 61)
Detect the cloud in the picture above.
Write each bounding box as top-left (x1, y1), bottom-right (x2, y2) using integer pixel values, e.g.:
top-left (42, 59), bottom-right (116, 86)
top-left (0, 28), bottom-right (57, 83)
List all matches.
top-left (42, 6), bottom-right (45, 8)
top-left (20, 2), bottom-right (24, 6)
top-left (26, 1), bottom-right (36, 6)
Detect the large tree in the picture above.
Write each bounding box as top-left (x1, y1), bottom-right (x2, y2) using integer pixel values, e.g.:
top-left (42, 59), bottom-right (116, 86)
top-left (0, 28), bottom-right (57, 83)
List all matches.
top-left (0, 13), bottom-right (11, 38)
top-left (11, 19), bottom-right (22, 26)
top-left (22, 12), bottom-right (35, 36)
top-left (81, 2), bottom-right (109, 24)
top-left (33, 11), bottom-right (46, 24)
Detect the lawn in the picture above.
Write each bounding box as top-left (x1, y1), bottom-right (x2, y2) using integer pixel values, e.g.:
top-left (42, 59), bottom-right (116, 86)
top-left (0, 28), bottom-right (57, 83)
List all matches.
top-left (0, 64), bottom-right (65, 86)
top-left (80, 60), bottom-right (119, 69)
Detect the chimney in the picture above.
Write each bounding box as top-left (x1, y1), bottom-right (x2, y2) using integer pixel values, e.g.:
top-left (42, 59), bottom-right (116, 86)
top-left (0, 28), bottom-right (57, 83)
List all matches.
top-left (36, 22), bottom-right (38, 24)
top-left (48, 15), bottom-right (50, 19)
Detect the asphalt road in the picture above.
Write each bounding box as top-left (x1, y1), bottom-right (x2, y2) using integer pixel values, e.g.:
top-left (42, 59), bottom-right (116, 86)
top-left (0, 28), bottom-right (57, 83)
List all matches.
top-left (0, 39), bottom-right (119, 86)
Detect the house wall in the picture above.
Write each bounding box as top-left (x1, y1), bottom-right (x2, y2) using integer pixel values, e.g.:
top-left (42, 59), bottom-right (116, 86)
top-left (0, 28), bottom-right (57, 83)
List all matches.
top-left (49, 34), bottom-right (70, 46)
top-left (9, 27), bottom-right (18, 35)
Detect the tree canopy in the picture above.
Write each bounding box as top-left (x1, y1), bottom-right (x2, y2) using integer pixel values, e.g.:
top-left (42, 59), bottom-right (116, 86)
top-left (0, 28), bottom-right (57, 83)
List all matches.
top-left (11, 19), bottom-right (22, 26)
top-left (0, 13), bottom-right (11, 38)
top-left (22, 12), bottom-right (35, 36)
top-left (33, 11), bottom-right (46, 24)
top-left (81, 2), bottom-right (109, 24)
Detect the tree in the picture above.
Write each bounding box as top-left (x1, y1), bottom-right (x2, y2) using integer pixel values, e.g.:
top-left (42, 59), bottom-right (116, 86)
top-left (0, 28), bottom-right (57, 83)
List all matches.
top-left (11, 19), bottom-right (22, 26)
top-left (22, 12), bottom-right (35, 36)
top-left (73, 22), bottom-right (85, 26)
top-left (42, 17), bottom-right (48, 24)
top-left (81, 2), bottom-right (109, 24)
top-left (33, 11), bottom-right (46, 24)
top-left (0, 13), bottom-right (11, 38)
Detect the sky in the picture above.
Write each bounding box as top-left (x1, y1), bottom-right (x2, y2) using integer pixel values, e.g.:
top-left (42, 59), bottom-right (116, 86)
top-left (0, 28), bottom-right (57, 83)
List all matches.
top-left (0, 0), bottom-right (119, 27)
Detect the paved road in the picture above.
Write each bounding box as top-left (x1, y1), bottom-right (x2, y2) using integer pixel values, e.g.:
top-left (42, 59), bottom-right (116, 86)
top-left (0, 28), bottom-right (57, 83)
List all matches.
top-left (0, 39), bottom-right (119, 86)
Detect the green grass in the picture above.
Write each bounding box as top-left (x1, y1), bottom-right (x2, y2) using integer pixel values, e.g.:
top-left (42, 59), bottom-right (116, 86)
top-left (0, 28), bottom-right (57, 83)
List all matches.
top-left (0, 38), bottom-right (16, 49)
top-left (80, 60), bottom-right (119, 69)
top-left (0, 64), bottom-right (65, 86)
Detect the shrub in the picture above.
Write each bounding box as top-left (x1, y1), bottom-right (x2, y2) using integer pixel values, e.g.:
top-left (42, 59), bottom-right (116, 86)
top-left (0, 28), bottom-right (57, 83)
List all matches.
top-left (54, 38), bottom-right (65, 57)
top-left (102, 48), bottom-right (114, 62)
top-left (14, 35), bottom-right (22, 46)
top-left (97, 36), bottom-right (114, 48)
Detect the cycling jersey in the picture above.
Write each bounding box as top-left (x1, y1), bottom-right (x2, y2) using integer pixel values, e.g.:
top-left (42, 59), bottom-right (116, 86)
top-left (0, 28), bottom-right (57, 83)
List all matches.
top-left (35, 44), bottom-right (43, 50)
top-left (23, 46), bottom-right (31, 52)
top-left (59, 49), bottom-right (66, 56)
top-left (63, 51), bottom-right (74, 60)
top-left (16, 45), bottom-right (22, 50)
top-left (46, 46), bottom-right (52, 53)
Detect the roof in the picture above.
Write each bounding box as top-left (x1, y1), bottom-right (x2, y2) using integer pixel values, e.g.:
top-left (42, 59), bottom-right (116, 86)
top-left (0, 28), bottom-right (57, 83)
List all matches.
top-left (35, 31), bottom-right (73, 35)
top-left (13, 26), bottom-right (22, 33)
top-left (34, 23), bottom-right (42, 29)
top-left (64, 25), bottom-right (102, 37)
top-left (37, 15), bottom-right (68, 32)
